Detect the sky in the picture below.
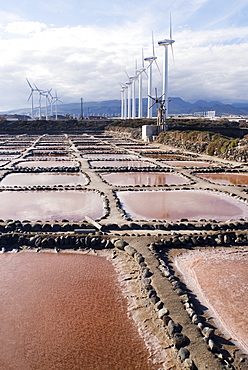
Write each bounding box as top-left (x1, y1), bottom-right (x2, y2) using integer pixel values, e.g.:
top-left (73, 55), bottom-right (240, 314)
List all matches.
top-left (0, 0), bottom-right (248, 111)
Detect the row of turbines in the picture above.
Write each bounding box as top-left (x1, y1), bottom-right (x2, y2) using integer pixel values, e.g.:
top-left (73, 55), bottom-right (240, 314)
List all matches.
top-left (26, 79), bottom-right (62, 120)
top-left (120, 24), bottom-right (175, 120)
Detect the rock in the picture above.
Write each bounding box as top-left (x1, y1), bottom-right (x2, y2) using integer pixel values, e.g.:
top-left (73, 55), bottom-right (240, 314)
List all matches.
top-left (183, 358), bottom-right (196, 370)
top-left (178, 347), bottom-right (190, 361)
top-left (158, 307), bottom-right (169, 319)
top-left (113, 239), bottom-right (125, 250)
top-left (142, 267), bottom-right (152, 278)
top-left (202, 326), bottom-right (214, 340)
top-left (161, 315), bottom-right (171, 326)
top-left (150, 295), bottom-right (160, 304)
top-left (173, 333), bottom-right (190, 349)
top-left (167, 320), bottom-right (182, 336)
top-left (124, 245), bottom-right (137, 256)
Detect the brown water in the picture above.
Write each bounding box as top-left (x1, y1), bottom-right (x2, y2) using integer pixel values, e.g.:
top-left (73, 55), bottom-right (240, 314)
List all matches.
top-left (0, 190), bottom-right (104, 221)
top-left (142, 154), bottom-right (190, 160)
top-left (0, 173), bottom-right (88, 187)
top-left (15, 160), bottom-right (78, 168)
top-left (116, 190), bottom-right (248, 221)
top-left (196, 172), bottom-right (248, 185)
top-left (89, 160), bottom-right (156, 168)
top-left (0, 252), bottom-right (155, 369)
top-left (175, 248), bottom-right (248, 354)
top-left (162, 160), bottom-right (218, 167)
top-left (82, 153), bottom-right (138, 160)
top-left (100, 172), bottom-right (190, 186)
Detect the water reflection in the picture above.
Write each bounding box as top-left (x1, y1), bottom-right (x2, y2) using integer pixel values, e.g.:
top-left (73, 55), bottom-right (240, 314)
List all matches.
top-left (101, 172), bottom-right (190, 186)
top-left (15, 160), bottom-right (78, 168)
top-left (196, 172), bottom-right (248, 185)
top-left (0, 252), bottom-right (154, 369)
top-left (90, 160), bottom-right (156, 168)
top-left (0, 190), bottom-right (104, 221)
top-left (162, 161), bottom-right (218, 168)
top-left (175, 249), bottom-right (248, 354)
top-left (0, 173), bottom-right (88, 187)
top-left (116, 190), bottom-right (248, 221)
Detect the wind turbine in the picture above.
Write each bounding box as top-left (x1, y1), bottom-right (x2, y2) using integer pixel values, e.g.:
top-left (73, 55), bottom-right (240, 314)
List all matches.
top-left (41, 88), bottom-right (52, 120)
top-left (136, 48), bottom-right (147, 119)
top-left (52, 91), bottom-right (62, 120)
top-left (124, 71), bottom-right (133, 119)
top-left (158, 16), bottom-right (175, 119)
top-left (119, 82), bottom-right (128, 119)
top-left (26, 78), bottom-right (38, 119)
top-left (144, 32), bottom-right (161, 119)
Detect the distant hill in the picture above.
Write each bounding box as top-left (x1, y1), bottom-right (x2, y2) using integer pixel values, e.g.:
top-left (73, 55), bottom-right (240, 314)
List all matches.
top-left (3, 97), bottom-right (248, 118)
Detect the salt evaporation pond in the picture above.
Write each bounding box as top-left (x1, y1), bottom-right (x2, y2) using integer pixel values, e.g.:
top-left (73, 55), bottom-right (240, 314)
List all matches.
top-left (0, 173), bottom-right (88, 187)
top-left (0, 190), bottom-right (104, 221)
top-left (116, 190), bottom-right (248, 221)
top-left (174, 248), bottom-right (248, 354)
top-left (0, 252), bottom-right (155, 369)
top-left (162, 161), bottom-right (218, 168)
top-left (196, 172), bottom-right (248, 186)
top-left (90, 160), bottom-right (156, 168)
top-left (101, 172), bottom-right (190, 186)
top-left (0, 161), bottom-right (9, 167)
top-left (82, 153), bottom-right (138, 160)
top-left (15, 160), bottom-right (78, 168)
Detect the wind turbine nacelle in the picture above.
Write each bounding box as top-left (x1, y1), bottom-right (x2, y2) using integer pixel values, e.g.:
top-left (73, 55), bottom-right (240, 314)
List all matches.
top-left (158, 39), bottom-right (175, 46)
top-left (144, 57), bottom-right (157, 63)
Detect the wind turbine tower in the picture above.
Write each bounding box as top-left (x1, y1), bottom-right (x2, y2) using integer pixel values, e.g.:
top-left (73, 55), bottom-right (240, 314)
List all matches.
top-left (144, 32), bottom-right (160, 119)
top-left (136, 48), bottom-right (147, 119)
top-left (158, 18), bottom-right (175, 119)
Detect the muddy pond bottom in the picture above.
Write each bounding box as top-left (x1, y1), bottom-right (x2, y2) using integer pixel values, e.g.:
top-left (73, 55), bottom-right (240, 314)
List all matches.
top-left (89, 160), bottom-right (156, 168)
top-left (116, 190), bottom-right (248, 221)
top-left (101, 172), bottom-right (190, 186)
top-left (174, 248), bottom-right (248, 354)
top-left (196, 172), bottom-right (248, 185)
top-left (0, 190), bottom-right (104, 221)
top-left (0, 172), bottom-right (88, 187)
top-left (0, 252), bottom-right (155, 369)
top-left (15, 160), bottom-right (78, 168)
top-left (162, 160), bottom-right (218, 168)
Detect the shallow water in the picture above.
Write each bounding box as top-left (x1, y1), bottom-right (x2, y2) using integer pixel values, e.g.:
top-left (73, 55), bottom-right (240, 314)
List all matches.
top-left (101, 172), bottom-right (190, 186)
top-left (116, 190), bottom-right (248, 221)
top-left (82, 153), bottom-right (138, 160)
top-left (0, 173), bottom-right (88, 187)
top-left (89, 160), bottom-right (156, 168)
top-left (162, 160), bottom-right (218, 168)
top-left (15, 160), bottom-right (78, 168)
top-left (0, 252), bottom-right (154, 369)
top-left (196, 172), bottom-right (248, 185)
top-left (174, 248), bottom-right (248, 354)
top-left (0, 190), bottom-right (104, 221)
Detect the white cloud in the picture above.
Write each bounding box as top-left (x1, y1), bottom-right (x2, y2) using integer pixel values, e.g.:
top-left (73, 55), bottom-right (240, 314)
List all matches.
top-left (0, 5), bottom-right (248, 112)
top-left (5, 21), bottom-right (47, 36)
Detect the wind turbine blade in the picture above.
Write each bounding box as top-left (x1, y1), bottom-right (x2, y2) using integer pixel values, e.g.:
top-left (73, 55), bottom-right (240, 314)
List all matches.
top-left (34, 83), bottom-right (40, 91)
top-left (149, 102), bottom-right (156, 109)
top-left (27, 91), bottom-right (33, 102)
top-left (26, 78), bottom-right (33, 89)
top-left (147, 95), bottom-right (155, 100)
top-left (155, 59), bottom-right (161, 75)
top-left (170, 13), bottom-right (173, 40)
top-left (171, 44), bottom-right (175, 67)
top-left (155, 87), bottom-right (158, 99)
top-left (125, 70), bottom-right (130, 79)
top-left (152, 31), bottom-right (155, 57)
top-left (142, 47), bottom-right (145, 68)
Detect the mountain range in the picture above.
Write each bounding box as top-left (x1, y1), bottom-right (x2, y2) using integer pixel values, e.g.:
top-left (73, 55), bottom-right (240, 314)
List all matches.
top-left (3, 97), bottom-right (248, 118)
